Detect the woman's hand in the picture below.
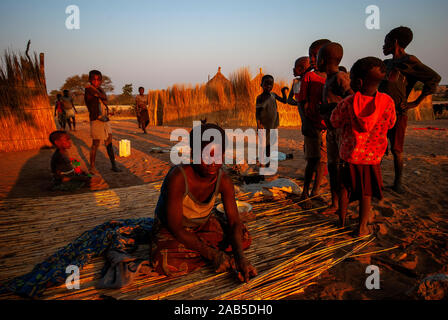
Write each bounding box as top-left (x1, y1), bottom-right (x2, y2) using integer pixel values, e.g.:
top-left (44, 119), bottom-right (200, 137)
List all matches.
top-left (235, 255), bottom-right (257, 283)
top-left (212, 250), bottom-right (236, 273)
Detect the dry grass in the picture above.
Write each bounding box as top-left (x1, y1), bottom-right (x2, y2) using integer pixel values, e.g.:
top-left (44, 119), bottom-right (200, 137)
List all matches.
top-left (0, 50), bottom-right (55, 152)
top-left (147, 67), bottom-right (301, 128)
top-left (407, 90), bottom-right (435, 121)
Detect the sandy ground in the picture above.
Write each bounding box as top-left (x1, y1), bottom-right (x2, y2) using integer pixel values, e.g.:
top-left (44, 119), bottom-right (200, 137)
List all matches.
top-left (0, 114), bottom-right (447, 299)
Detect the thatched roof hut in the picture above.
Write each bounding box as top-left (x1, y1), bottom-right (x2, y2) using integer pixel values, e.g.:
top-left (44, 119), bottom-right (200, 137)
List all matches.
top-left (0, 51), bottom-right (55, 152)
top-left (207, 66), bottom-right (230, 86)
top-left (206, 67), bottom-right (233, 105)
top-left (252, 67), bottom-right (264, 86)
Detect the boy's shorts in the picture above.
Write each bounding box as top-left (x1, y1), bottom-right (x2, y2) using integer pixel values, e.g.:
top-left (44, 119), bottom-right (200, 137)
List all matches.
top-left (326, 128), bottom-right (340, 164)
top-left (387, 114), bottom-right (407, 154)
top-left (304, 130), bottom-right (327, 162)
top-left (90, 120), bottom-right (112, 141)
top-left (65, 109), bottom-right (75, 119)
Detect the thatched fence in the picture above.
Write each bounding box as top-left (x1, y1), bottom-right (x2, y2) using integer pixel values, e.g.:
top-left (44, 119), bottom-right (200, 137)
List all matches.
top-left (0, 51), bottom-right (55, 152)
top-left (146, 67), bottom-right (436, 128)
top-left (147, 67), bottom-right (301, 128)
top-left (407, 89), bottom-right (435, 121)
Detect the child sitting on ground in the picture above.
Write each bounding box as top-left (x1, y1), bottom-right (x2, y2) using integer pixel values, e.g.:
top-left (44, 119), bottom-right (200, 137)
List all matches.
top-left (330, 57), bottom-right (396, 236)
top-left (317, 42), bottom-right (354, 214)
top-left (49, 130), bottom-right (92, 191)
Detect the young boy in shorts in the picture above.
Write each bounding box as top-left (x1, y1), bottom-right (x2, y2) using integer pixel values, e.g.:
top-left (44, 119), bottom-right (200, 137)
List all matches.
top-left (317, 42), bottom-right (354, 214)
top-left (84, 70), bottom-right (121, 174)
top-left (331, 57), bottom-right (396, 236)
top-left (296, 39), bottom-right (331, 208)
top-left (379, 26), bottom-right (441, 193)
top-left (256, 75), bottom-right (281, 169)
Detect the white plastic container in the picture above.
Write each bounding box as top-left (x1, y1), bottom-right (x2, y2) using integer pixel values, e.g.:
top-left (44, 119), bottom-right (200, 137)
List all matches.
top-left (119, 139), bottom-right (131, 157)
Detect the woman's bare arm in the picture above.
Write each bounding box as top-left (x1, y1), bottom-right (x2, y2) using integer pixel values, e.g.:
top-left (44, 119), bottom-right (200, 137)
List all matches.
top-left (220, 173), bottom-right (257, 282)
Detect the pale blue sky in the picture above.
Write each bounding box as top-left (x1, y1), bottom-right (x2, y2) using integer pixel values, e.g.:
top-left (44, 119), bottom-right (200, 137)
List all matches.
top-left (1, 0), bottom-right (447, 93)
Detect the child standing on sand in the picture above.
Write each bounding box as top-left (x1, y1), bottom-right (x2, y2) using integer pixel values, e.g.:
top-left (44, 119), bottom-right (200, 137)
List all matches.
top-left (296, 39), bottom-right (331, 209)
top-left (379, 26), bottom-right (441, 194)
top-left (61, 90), bottom-right (77, 131)
top-left (54, 94), bottom-right (66, 130)
top-left (255, 75), bottom-right (282, 168)
top-left (317, 42), bottom-right (354, 214)
top-left (135, 86), bottom-right (150, 134)
top-left (84, 70), bottom-right (121, 174)
top-left (277, 56), bottom-right (311, 109)
top-left (331, 57), bottom-right (396, 236)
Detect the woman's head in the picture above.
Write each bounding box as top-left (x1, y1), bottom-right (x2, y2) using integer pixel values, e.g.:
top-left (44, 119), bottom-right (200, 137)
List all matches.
top-left (189, 121), bottom-right (227, 176)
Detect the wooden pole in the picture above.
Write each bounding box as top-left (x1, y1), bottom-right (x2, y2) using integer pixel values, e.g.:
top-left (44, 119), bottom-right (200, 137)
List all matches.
top-left (39, 52), bottom-right (46, 90)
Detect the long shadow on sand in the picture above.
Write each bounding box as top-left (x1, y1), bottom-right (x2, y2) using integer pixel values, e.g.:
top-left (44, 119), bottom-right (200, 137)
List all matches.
top-left (69, 133), bottom-right (145, 190)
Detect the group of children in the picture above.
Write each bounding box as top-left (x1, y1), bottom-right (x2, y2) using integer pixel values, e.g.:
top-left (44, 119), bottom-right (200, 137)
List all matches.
top-left (50, 70), bottom-right (123, 191)
top-left (54, 90), bottom-right (78, 131)
top-left (255, 26), bottom-right (441, 236)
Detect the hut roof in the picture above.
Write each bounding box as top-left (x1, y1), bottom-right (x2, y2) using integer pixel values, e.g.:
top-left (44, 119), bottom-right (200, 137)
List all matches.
top-left (252, 67), bottom-right (264, 85)
top-left (207, 67), bottom-right (230, 86)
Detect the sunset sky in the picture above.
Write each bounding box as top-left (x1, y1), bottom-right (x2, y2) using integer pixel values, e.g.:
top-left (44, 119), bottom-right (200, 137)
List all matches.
top-left (1, 0), bottom-right (447, 94)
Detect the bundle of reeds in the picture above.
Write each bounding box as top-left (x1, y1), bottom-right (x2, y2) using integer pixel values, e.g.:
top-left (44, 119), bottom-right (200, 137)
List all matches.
top-left (0, 50), bottom-right (55, 152)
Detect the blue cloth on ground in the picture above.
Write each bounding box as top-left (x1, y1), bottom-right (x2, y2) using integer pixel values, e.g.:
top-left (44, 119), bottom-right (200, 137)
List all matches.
top-left (0, 217), bottom-right (153, 298)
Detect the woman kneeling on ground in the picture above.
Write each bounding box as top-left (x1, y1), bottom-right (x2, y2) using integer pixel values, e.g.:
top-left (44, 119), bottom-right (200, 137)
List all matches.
top-left (151, 122), bottom-right (257, 282)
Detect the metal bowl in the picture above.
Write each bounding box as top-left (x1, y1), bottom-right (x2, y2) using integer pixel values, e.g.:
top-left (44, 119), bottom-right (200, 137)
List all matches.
top-left (216, 201), bottom-right (252, 214)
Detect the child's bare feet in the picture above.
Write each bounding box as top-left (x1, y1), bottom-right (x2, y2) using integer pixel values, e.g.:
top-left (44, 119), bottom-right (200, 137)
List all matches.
top-left (298, 194), bottom-right (313, 209)
top-left (310, 194), bottom-right (326, 203)
top-left (391, 183), bottom-right (405, 194)
top-left (111, 164), bottom-right (122, 172)
top-left (357, 224), bottom-right (377, 237)
top-left (321, 205), bottom-right (338, 215)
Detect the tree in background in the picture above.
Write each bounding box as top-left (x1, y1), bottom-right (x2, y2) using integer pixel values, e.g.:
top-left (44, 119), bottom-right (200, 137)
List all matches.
top-left (57, 74), bottom-right (114, 105)
top-left (110, 83), bottom-right (134, 105)
top-left (48, 89), bottom-right (60, 105)
top-left (122, 83), bottom-right (133, 97)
